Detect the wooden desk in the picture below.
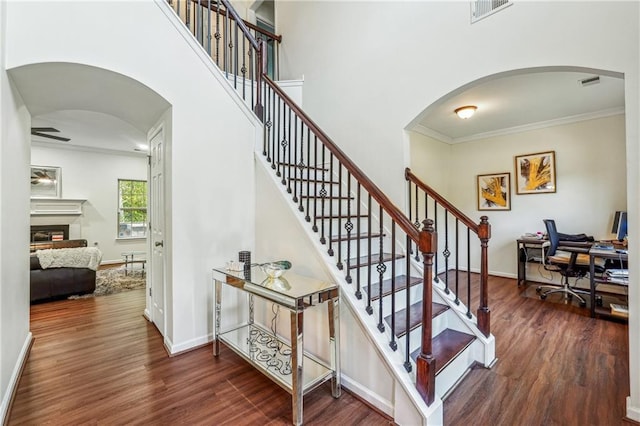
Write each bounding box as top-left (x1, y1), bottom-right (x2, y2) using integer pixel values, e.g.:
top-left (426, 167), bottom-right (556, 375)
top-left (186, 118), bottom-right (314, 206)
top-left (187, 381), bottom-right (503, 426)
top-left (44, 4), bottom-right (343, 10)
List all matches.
top-left (589, 247), bottom-right (629, 320)
top-left (516, 238), bottom-right (550, 286)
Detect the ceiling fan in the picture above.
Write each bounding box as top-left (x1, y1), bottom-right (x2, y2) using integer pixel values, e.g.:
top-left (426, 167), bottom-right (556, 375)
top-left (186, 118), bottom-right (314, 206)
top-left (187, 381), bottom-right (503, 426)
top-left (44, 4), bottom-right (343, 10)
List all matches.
top-left (31, 127), bottom-right (70, 142)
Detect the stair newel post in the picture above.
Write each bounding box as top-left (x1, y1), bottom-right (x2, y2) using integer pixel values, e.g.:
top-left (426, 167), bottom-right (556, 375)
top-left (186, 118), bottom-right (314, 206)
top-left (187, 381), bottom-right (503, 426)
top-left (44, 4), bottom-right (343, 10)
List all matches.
top-left (477, 216), bottom-right (491, 337)
top-left (416, 218), bottom-right (436, 405)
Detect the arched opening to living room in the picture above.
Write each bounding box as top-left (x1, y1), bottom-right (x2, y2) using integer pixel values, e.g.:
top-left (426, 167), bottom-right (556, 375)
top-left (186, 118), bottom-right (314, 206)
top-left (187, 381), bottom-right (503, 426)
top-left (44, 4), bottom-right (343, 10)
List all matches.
top-left (8, 62), bottom-right (171, 336)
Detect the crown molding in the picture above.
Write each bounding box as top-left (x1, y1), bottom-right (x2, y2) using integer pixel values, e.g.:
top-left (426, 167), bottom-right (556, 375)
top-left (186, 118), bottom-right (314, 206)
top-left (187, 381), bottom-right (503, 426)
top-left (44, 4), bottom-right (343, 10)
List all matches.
top-left (414, 107), bottom-right (626, 144)
top-left (412, 124), bottom-right (453, 143)
top-left (31, 140), bottom-right (148, 158)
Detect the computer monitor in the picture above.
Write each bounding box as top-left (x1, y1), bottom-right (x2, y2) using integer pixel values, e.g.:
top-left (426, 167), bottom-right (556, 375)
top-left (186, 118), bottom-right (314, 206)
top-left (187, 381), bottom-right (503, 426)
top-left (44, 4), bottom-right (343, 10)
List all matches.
top-left (612, 211), bottom-right (628, 241)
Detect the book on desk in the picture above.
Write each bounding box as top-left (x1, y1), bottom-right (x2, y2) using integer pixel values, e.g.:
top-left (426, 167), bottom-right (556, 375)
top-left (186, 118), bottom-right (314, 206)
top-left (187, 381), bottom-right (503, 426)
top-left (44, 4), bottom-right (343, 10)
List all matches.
top-left (610, 303), bottom-right (629, 318)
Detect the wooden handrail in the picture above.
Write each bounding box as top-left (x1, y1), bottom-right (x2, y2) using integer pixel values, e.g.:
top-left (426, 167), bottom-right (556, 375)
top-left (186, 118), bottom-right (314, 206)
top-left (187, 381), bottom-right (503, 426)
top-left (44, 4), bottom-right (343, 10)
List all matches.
top-left (194, 0), bottom-right (282, 43)
top-left (264, 75), bottom-right (421, 243)
top-left (405, 168), bottom-right (479, 234)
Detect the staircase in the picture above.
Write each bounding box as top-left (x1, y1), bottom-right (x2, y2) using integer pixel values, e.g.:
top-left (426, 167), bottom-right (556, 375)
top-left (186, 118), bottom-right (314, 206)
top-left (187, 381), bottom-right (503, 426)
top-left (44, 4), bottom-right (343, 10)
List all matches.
top-left (166, 0), bottom-right (496, 422)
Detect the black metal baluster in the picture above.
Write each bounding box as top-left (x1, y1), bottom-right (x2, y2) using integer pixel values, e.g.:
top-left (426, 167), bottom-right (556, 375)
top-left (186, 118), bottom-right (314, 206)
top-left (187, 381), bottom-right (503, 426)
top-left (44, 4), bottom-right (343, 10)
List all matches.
top-left (304, 128), bottom-right (311, 218)
top-left (223, 6), bottom-right (229, 77)
top-left (294, 121), bottom-right (303, 209)
top-left (319, 145), bottom-right (327, 245)
top-left (467, 229), bottom-right (472, 318)
top-left (407, 181), bottom-right (413, 258)
top-left (414, 184), bottom-right (420, 261)
top-left (336, 165), bottom-right (343, 269)
top-left (263, 85), bottom-right (271, 158)
top-left (366, 195), bottom-right (373, 315)
top-left (214, 0), bottom-right (221, 68)
top-left (197, 1), bottom-right (202, 47)
top-left (248, 45), bottom-right (254, 109)
top-left (233, 21), bottom-right (238, 88)
top-left (289, 115), bottom-right (297, 196)
top-left (345, 172), bottom-right (353, 283)
top-left (273, 97), bottom-right (280, 173)
top-left (312, 135), bottom-right (319, 232)
top-left (355, 183), bottom-right (362, 299)
top-left (186, 0), bottom-right (191, 33)
top-left (444, 210), bottom-right (450, 295)
top-left (433, 200), bottom-right (439, 282)
top-left (404, 233), bottom-right (412, 372)
top-left (454, 219), bottom-right (460, 305)
top-left (241, 36), bottom-right (246, 100)
top-left (377, 207), bottom-right (386, 332)
top-left (327, 153), bottom-right (335, 256)
top-left (389, 223), bottom-right (397, 351)
top-left (206, 0), bottom-right (212, 55)
top-left (283, 108), bottom-right (291, 186)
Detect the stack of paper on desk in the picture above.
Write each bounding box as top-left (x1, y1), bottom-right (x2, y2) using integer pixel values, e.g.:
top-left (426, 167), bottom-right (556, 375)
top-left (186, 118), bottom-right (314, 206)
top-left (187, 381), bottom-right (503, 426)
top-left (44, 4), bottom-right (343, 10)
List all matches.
top-left (605, 269), bottom-right (629, 284)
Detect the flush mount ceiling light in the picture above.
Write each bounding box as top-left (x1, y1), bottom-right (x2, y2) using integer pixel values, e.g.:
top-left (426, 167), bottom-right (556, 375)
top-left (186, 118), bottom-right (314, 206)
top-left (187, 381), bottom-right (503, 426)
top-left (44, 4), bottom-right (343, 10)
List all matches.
top-left (454, 105), bottom-right (477, 119)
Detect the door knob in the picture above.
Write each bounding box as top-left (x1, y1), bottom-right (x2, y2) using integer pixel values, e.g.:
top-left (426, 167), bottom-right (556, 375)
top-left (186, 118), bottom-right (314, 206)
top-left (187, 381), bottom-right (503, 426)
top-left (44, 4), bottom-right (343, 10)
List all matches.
top-left (155, 241), bottom-right (164, 247)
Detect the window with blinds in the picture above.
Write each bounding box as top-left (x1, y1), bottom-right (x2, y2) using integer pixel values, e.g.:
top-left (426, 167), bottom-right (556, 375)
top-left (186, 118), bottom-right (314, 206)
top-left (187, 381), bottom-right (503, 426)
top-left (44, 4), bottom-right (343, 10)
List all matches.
top-left (471, 0), bottom-right (511, 23)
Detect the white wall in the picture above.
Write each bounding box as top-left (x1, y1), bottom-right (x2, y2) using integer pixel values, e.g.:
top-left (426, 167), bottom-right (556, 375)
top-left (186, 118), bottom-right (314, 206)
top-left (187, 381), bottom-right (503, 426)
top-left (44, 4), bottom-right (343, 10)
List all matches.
top-left (409, 131), bottom-right (452, 195)
top-left (0, 0), bottom-right (32, 418)
top-left (30, 145), bottom-right (148, 263)
top-left (4, 0), bottom-right (259, 355)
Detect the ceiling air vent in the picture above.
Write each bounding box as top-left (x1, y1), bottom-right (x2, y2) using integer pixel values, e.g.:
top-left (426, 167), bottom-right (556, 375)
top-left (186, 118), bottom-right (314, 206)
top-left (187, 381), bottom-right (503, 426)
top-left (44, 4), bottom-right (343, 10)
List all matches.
top-left (471, 0), bottom-right (511, 23)
top-left (580, 76), bottom-right (600, 87)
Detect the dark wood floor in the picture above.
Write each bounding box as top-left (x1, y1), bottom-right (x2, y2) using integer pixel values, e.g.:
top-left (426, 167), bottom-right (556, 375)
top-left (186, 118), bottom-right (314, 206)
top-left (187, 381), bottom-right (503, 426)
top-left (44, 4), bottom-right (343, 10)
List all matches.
top-left (8, 275), bottom-right (629, 425)
top-left (444, 275), bottom-right (629, 425)
top-left (8, 289), bottom-right (392, 425)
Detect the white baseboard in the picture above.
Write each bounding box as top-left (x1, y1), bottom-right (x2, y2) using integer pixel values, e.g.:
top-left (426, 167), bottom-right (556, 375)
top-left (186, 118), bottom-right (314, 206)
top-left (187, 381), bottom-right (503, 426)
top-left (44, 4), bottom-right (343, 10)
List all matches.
top-left (341, 372), bottom-right (393, 417)
top-left (627, 397), bottom-right (640, 422)
top-left (165, 333), bottom-right (212, 356)
top-left (0, 332), bottom-right (33, 423)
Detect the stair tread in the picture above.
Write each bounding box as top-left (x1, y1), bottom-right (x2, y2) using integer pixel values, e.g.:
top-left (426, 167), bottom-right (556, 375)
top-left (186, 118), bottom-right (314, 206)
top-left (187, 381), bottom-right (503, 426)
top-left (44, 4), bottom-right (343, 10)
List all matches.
top-left (331, 232), bottom-right (383, 242)
top-left (363, 275), bottom-right (422, 301)
top-left (348, 252), bottom-right (405, 269)
top-left (410, 329), bottom-right (476, 375)
top-left (385, 301), bottom-right (449, 337)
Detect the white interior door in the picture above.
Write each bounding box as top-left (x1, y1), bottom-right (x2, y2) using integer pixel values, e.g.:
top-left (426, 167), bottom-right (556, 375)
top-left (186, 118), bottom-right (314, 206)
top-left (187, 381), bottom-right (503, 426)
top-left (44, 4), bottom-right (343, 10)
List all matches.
top-left (149, 126), bottom-right (165, 335)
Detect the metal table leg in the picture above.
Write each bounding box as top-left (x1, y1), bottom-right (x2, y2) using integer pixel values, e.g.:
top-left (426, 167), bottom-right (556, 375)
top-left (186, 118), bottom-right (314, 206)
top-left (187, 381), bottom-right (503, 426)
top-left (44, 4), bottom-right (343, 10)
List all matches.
top-left (213, 280), bottom-right (222, 356)
top-left (290, 310), bottom-right (303, 426)
top-left (328, 297), bottom-right (341, 398)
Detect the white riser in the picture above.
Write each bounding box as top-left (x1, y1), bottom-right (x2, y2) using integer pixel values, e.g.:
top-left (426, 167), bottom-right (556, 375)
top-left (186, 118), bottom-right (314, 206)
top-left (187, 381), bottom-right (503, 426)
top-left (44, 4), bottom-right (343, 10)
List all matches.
top-left (435, 339), bottom-right (481, 400)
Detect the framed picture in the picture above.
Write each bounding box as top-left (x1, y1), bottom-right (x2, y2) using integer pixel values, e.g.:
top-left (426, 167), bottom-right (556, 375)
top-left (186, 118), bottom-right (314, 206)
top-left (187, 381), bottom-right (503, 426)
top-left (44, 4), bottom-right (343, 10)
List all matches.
top-left (477, 172), bottom-right (511, 211)
top-left (514, 151), bottom-right (556, 194)
top-left (30, 165), bottom-right (61, 198)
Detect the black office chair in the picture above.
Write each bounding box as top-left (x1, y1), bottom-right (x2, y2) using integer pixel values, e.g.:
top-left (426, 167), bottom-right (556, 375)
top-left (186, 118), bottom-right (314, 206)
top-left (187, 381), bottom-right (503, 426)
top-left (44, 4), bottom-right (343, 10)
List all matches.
top-left (536, 219), bottom-right (603, 307)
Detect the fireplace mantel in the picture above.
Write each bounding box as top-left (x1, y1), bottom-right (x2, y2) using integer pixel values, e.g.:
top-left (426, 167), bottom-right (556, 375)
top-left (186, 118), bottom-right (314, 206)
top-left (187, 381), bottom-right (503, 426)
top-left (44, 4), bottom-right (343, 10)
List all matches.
top-left (30, 198), bottom-right (86, 215)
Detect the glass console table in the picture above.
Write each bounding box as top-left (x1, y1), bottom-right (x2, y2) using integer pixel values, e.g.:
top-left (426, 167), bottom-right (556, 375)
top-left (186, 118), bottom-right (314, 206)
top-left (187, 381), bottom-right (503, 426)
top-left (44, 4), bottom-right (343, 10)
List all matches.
top-left (212, 265), bottom-right (341, 425)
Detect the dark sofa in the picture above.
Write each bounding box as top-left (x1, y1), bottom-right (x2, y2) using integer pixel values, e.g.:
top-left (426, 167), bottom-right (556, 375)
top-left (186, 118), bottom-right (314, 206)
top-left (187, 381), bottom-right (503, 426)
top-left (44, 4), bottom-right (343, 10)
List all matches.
top-left (30, 239), bottom-right (97, 303)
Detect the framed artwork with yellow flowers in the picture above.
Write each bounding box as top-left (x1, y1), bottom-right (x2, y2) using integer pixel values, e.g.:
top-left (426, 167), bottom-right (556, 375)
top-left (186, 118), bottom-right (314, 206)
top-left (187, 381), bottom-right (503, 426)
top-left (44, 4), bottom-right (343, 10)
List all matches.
top-left (514, 151), bottom-right (556, 195)
top-left (477, 172), bottom-right (511, 211)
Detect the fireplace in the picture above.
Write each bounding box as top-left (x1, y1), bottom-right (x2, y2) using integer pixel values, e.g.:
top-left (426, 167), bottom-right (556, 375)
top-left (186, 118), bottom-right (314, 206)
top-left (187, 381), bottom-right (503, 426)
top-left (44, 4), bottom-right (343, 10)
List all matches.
top-left (30, 225), bottom-right (69, 242)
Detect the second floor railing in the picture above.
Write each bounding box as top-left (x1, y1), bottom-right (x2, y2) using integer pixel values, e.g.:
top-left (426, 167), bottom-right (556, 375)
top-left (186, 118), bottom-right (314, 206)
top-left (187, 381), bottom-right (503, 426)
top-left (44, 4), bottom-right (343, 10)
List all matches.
top-left (167, 0), bottom-right (280, 114)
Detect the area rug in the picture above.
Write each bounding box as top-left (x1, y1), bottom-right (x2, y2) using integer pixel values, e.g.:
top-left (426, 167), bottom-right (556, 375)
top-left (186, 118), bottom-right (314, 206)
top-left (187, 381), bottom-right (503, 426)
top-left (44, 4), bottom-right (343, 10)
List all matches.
top-left (69, 266), bottom-right (145, 299)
